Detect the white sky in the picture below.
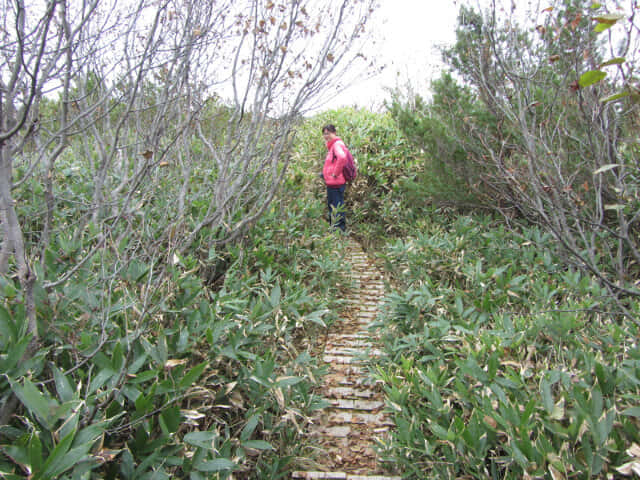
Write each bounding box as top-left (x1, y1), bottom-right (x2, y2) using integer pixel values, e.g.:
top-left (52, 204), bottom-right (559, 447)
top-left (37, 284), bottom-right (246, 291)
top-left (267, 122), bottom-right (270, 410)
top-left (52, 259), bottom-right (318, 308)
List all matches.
top-left (321, 0), bottom-right (461, 111)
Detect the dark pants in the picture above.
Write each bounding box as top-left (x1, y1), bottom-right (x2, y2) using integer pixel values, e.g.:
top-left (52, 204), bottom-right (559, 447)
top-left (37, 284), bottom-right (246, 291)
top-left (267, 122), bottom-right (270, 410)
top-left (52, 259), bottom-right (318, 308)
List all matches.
top-left (326, 185), bottom-right (346, 231)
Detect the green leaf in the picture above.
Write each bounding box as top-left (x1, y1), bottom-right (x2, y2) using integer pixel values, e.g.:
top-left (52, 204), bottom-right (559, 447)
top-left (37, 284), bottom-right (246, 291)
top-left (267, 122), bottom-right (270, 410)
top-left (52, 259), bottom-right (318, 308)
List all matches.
top-left (120, 449), bottom-right (135, 478)
top-left (52, 365), bottom-right (74, 403)
top-left (269, 283), bottom-right (281, 307)
top-left (178, 361), bottom-right (207, 389)
top-left (51, 402), bottom-right (76, 428)
top-left (128, 369), bottom-right (159, 384)
top-left (592, 388), bottom-right (604, 419)
top-left (1, 336), bottom-right (31, 373)
top-left (305, 309), bottom-right (328, 327)
top-left (0, 473), bottom-right (23, 480)
top-left (111, 341), bottom-right (124, 372)
top-left (520, 398), bottom-right (536, 425)
top-left (509, 439), bottom-right (529, 467)
top-left (600, 57), bottom-right (625, 67)
top-left (490, 383), bottom-right (508, 407)
top-left (594, 22), bottom-right (614, 32)
top-left (127, 351), bottom-right (148, 376)
top-left (125, 260), bottom-right (150, 283)
top-left (579, 70), bottom-right (607, 87)
top-left (11, 378), bottom-right (57, 430)
top-left (28, 433), bottom-right (43, 475)
top-left (621, 407), bottom-right (640, 417)
top-left (134, 393), bottom-right (153, 414)
top-left (488, 351), bottom-right (499, 380)
top-left (594, 13), bottom-right (625, 24)
top-left (160, 405), bottom-right (181, 435)
top-left (275, 376), bottom-right (303, 387)
top-left (196, 458), bottom-right (237, 472)
top-left (241, 414), bottom-right (260, 442)
top-left (454, 295), bottom-right (464, 316)
top-left (0, 304), bottom-right (16, 343)
top-left (2, 445), bottom-right (29, 470)
top-left (594, 362), bottom-right (616, 396)
top-left (134, 449), bottom-right (163, 475)
top-left (242, 440), bottom-right (273, 450)
top-left (593, 164), bottom-right (620, 175)
top-left (601, 91), bottom-right (630, 103)
top-left (184, 431), bottom-right (217, 450)
top-left (73, 421), bottom-right (110, 446)
top-left (41, 430), bottom-right (78, 478)
top-left (58, 407), bottom-right (80, 440)
top-left (88, 368), bottom-right (115, 394)
top-left (156, 331), bottom-right (168, 367)
top-left (540, 376), bottom-right (554, 414)
top-left (430, 422), bottom-right (454, 441)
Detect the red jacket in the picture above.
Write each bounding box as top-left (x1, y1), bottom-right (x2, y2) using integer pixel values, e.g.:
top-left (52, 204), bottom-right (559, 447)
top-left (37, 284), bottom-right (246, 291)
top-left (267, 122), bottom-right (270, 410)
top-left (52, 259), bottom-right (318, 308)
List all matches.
top-left (323, 137), bottom-right (347, 187)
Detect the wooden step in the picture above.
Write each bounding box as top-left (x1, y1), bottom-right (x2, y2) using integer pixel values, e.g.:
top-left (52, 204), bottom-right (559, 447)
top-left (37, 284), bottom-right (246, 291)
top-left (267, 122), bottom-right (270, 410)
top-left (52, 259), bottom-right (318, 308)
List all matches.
top-left (292, 473), bottom-right (401, 480)
top-left (298, 241), bottom-right (400, 478)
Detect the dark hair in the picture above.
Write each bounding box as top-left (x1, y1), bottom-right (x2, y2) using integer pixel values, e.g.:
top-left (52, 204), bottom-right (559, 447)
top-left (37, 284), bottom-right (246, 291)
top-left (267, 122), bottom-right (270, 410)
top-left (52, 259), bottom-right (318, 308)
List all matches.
top-left (322, 124), bottom-right (336, 134)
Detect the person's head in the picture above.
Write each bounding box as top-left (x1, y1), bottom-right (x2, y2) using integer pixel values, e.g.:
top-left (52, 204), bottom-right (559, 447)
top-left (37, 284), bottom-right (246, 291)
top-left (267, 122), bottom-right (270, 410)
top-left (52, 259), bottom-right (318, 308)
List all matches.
top-left (322, 124), bottom-right (337, 141)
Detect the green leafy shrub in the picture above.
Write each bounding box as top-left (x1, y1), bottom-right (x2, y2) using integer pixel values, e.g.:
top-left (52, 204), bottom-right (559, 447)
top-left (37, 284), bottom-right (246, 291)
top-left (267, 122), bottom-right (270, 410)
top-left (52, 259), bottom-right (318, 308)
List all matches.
top-left (387, 73), bottom-right (492, 209)
top-left (1, 188), bottom-right (345, 479)
top-left (372, 212), bottom-right (640, 479)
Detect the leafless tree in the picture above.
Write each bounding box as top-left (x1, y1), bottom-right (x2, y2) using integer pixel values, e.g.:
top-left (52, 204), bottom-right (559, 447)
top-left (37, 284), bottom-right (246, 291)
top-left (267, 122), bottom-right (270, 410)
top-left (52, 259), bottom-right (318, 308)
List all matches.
top-left (447, 0), bottom-right (640, 304)
top-left (0, 0), bottom-right (375, 423)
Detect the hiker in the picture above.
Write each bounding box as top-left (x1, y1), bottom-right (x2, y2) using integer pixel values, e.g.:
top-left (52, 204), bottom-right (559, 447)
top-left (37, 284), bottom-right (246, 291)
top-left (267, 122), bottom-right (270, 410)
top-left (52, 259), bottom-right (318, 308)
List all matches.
top-left (321, 124), bottom-right (348, 232)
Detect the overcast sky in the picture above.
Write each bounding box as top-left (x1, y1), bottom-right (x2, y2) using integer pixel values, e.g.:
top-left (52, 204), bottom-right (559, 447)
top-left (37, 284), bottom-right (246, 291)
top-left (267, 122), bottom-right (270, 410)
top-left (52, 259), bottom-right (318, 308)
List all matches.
top-left (320, 0), bottom-right (461, 111)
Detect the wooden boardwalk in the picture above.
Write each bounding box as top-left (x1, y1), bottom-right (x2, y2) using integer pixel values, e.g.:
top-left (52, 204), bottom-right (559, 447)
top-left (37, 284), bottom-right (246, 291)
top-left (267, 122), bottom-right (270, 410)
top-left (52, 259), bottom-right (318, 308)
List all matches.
top-left (293, 238), bottom-right (401, 480)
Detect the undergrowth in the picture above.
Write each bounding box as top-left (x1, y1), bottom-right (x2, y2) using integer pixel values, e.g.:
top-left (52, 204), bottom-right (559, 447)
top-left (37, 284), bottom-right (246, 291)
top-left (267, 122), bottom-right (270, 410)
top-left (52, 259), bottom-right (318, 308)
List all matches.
top-left (368, 212), bottom-right (640, 479)
top-left (0, 198), bottom-right (346, 479)
top-left (291, 106), bottom-right (640, 479)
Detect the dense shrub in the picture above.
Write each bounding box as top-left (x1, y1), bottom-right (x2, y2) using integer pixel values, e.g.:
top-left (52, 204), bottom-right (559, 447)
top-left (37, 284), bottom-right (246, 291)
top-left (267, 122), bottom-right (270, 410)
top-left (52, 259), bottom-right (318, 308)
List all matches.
top-left (392, 1), bottom-right (640, 300)
top-left (387, 73), bottom-right (493, 209)
top-left (0, 193), bottom-right (346, 479)
top-left (371, 212), bottom-right (640, 479)
top-left (292, 107), bottom-right (424, 246)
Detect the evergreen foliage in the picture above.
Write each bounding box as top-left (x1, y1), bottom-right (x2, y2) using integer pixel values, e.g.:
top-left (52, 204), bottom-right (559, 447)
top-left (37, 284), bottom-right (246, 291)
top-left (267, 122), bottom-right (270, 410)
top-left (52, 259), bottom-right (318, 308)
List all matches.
top-left (372, 213), bottom-right (640, 479)
top-left (388, 0), bottom-right (640, 302)
top-left (1, 187), bottom-right (346, 478)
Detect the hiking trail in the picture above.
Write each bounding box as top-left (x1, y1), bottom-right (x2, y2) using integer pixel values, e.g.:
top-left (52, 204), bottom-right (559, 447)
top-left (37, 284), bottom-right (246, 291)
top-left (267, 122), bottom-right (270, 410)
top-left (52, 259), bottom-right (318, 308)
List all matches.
top-left (292, 237), bottom-right (401, 480)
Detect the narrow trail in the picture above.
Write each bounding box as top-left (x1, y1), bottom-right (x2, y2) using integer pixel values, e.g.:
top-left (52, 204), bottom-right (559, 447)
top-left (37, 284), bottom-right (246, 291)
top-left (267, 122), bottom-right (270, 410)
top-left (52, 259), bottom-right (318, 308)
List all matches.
top-left (293, 237), bottom-right (401, 480)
